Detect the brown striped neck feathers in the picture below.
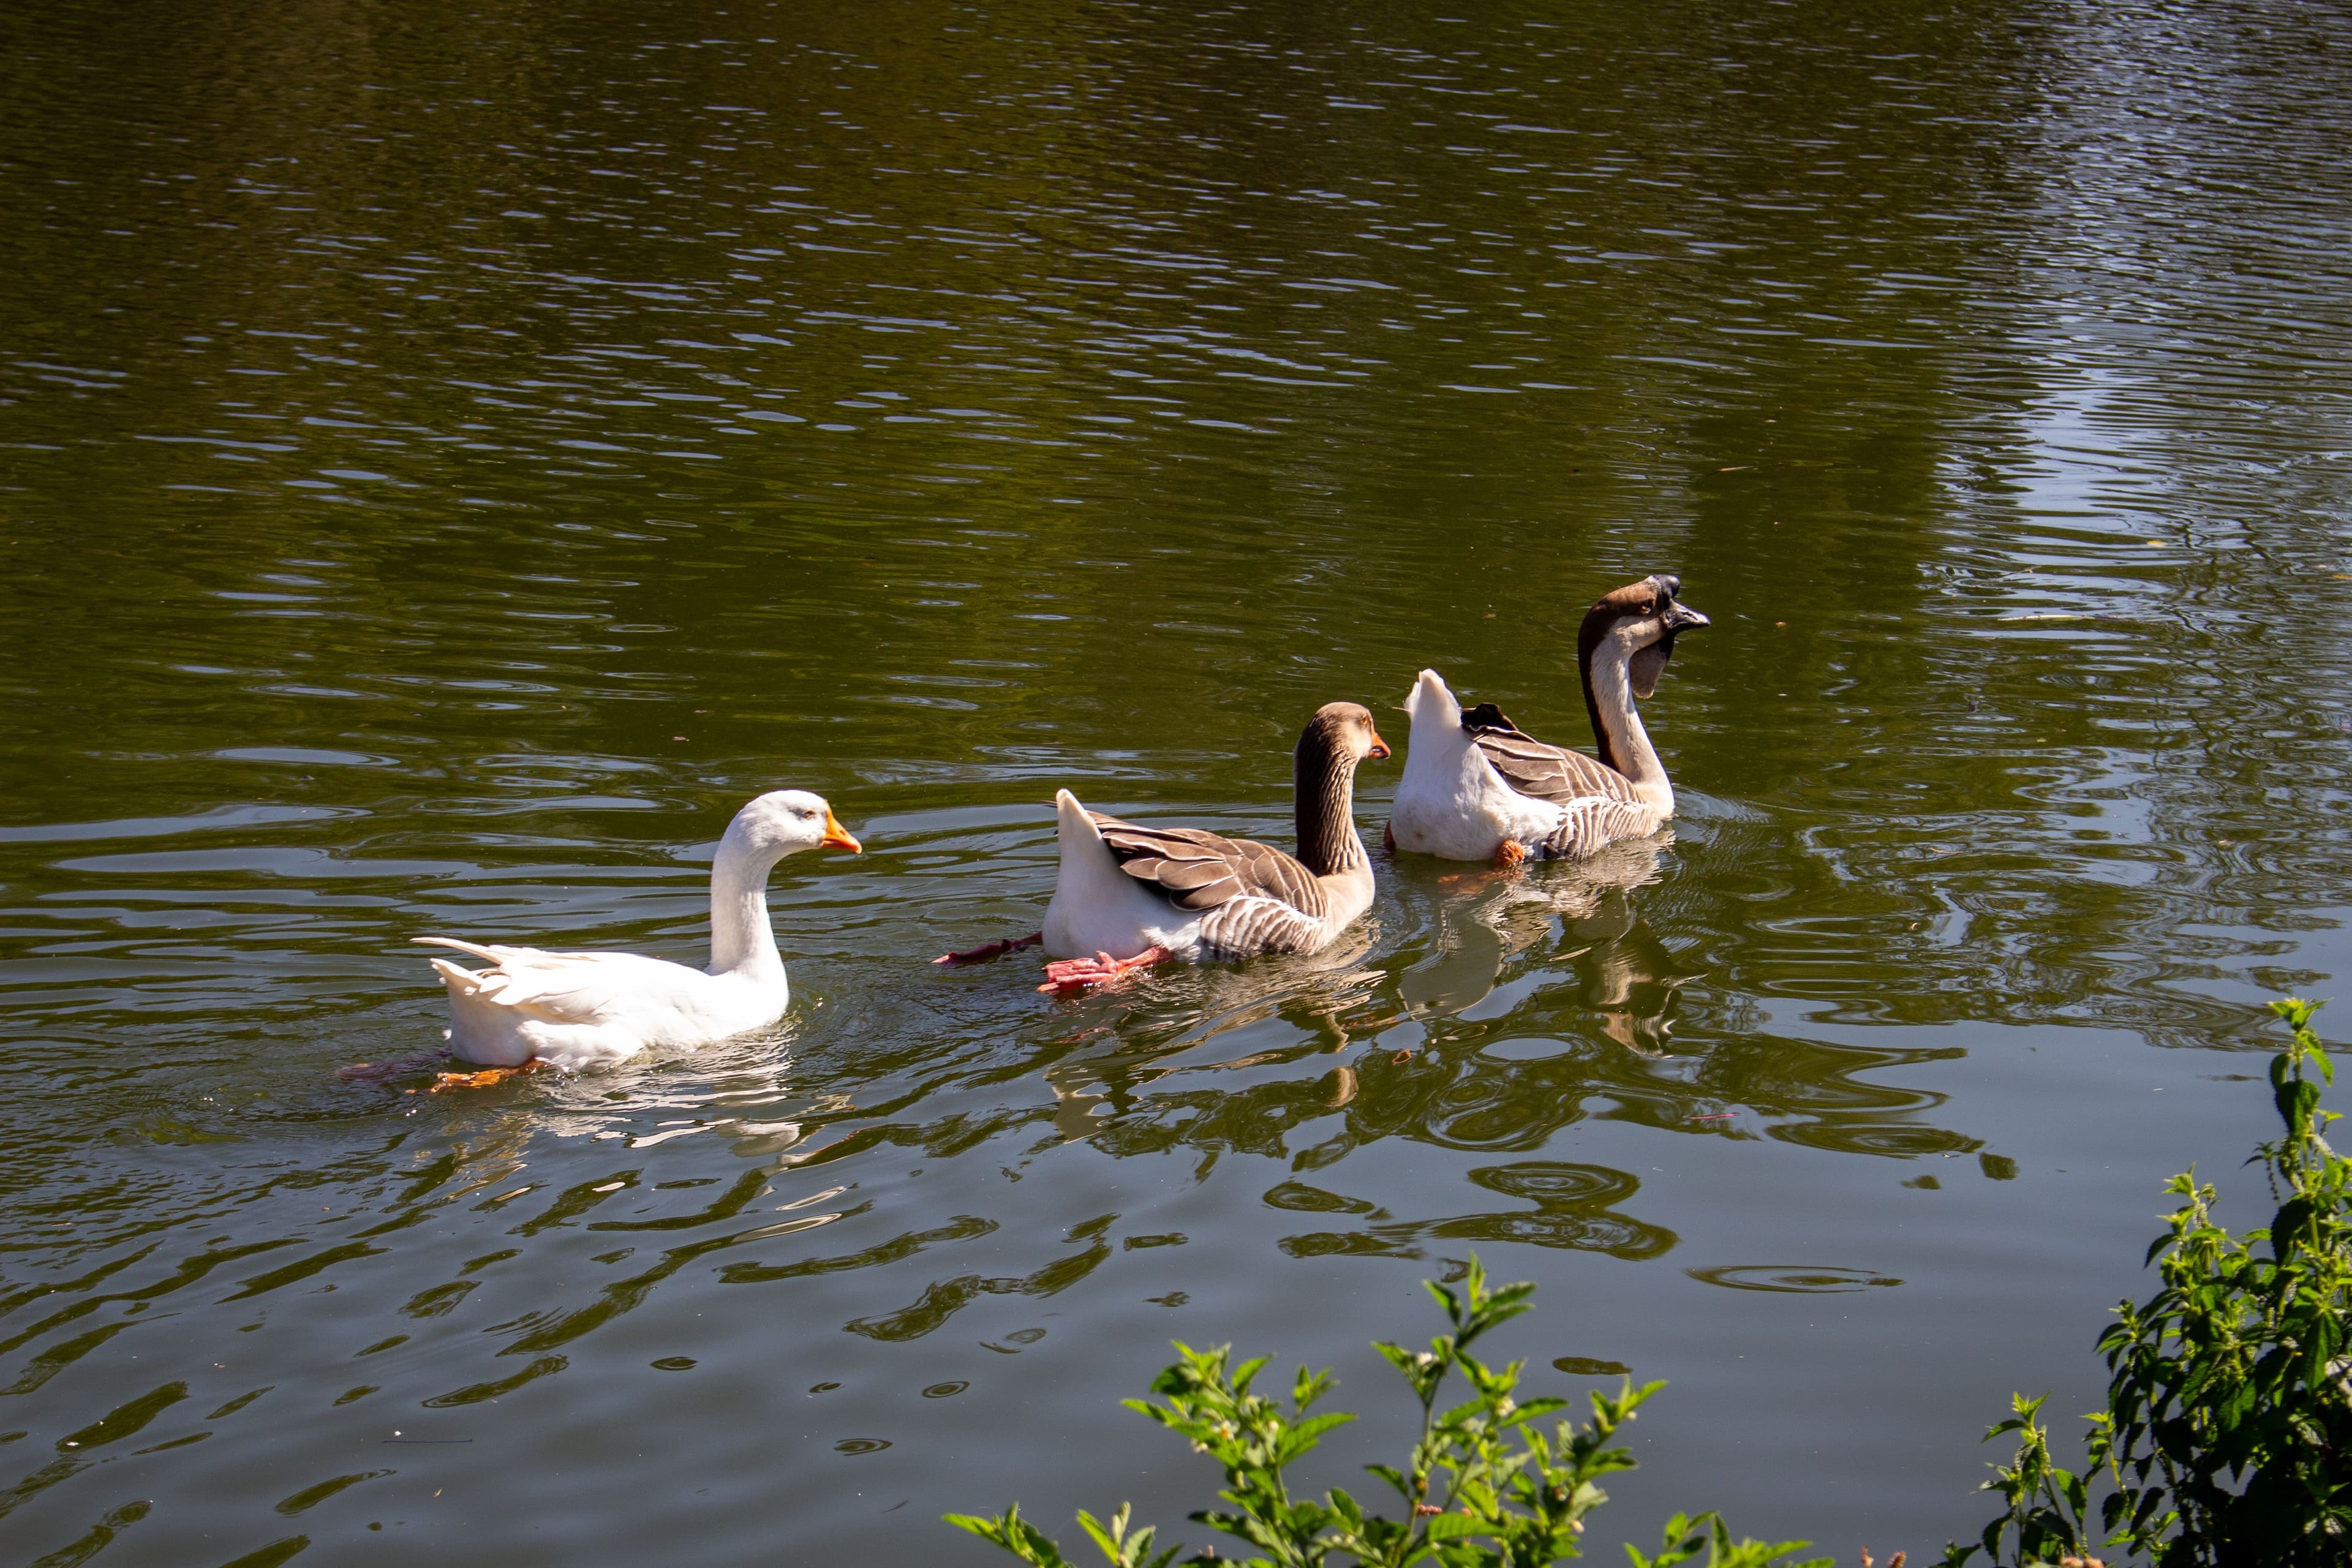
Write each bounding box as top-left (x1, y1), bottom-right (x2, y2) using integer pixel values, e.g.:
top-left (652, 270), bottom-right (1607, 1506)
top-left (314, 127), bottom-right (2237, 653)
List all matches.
top-left (1294, 701), bottom-right (1390, 878)
top-left (1574, 573), bottom-right (1709, 801)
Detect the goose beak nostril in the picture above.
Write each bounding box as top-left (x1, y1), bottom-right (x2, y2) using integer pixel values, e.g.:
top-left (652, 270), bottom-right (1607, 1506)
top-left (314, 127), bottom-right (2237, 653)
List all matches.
top-left (820, 810), bottom-right (863, 853)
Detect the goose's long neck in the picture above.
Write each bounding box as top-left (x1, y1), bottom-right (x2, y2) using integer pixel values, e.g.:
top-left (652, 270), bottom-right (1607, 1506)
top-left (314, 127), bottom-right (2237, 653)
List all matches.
top-left (1582, 641), bottom-right (1673, 812)
top-left (1295, 733), bottom-right (1369, 880)
top-left (707, 832), bottom-right (786, 984)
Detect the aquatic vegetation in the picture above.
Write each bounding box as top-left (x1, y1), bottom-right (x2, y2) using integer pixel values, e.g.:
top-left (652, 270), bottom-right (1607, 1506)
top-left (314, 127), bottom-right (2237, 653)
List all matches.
top-left (947, 1256), bottom-right (1827, 1567)
top-left (1956, 998), bottom-right (2352, 1567)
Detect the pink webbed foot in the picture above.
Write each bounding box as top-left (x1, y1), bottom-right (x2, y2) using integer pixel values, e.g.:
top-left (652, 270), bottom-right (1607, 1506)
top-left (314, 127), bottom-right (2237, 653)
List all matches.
top-left (933, 932), bottom-right (1044, 965)
top-left (1038, 946), bottom-right (1172, 993)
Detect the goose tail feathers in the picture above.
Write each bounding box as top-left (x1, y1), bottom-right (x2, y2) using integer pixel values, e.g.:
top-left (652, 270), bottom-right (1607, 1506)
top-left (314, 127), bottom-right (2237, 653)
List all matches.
top-left (414, 936), bottom-right (505, 964)
top-left (1053, 788), bottom-right (1102, 845)
top-left (428, 956), bottom-right (492, 998)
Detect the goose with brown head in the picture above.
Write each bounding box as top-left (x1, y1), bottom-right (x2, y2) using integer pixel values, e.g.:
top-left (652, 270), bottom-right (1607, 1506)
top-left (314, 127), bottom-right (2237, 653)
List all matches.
top-left (1029, 701), bottom-right (1392, 990)
top-left (937, 703), bottom-right (1395, 990)
top-left (1390, 573), bottom-right (1707, 863)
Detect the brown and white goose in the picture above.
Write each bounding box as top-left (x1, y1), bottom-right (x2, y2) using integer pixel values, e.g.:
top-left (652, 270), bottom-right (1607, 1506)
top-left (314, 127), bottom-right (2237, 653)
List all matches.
top-left (1389, 573), bottom-right (1708, 863)
top-left (939, 703), bottom-right (1391, 990)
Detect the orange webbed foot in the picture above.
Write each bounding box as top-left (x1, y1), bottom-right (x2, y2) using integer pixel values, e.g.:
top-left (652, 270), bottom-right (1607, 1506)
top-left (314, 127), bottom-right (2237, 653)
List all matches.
top-left (1494, 839), bottom-right (1530, 867)
top-left (427, 1060), bottom-right (549, 1092)
top-left (1038, 947), bottom-right (1172, 993)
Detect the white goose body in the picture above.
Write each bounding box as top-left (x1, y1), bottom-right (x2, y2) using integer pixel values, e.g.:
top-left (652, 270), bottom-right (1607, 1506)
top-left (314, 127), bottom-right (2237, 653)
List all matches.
top-left (1390, 575), bottom-right (1707, 863)
top-left (1390, 690), bottom-right (1566, 860)
top-left (1036, 703), bottom-right (1390, 986)
top-left (1042, 793), bottom-right (1223, 963)
top-left (418, 790), bottom-right (859, 1070)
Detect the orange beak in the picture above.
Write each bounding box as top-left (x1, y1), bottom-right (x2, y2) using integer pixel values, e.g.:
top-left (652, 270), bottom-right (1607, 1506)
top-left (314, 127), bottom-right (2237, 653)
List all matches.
top-left (1368, 727), bottom-right (1392, 761)
top-left (820, 809), bottom-right (862, 854)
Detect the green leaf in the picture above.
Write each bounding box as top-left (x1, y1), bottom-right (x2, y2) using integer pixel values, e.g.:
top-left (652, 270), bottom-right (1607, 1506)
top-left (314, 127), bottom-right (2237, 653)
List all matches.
top-left (946, 1504), bottom-right (1079, 1567)
top-left (1423, 1513), bottom-right (1489, 1542)
top-left (1075, 1507), bottom-right (1125, 1563)
top-left (1275, 1409), bottom-right (1356, 1463)
top-left (2278, 1077), bottom-right (2322, 1140)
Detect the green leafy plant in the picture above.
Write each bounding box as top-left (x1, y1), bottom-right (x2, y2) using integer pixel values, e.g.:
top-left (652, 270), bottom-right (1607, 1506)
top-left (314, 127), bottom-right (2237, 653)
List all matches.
top-left (948, 1257), bottom-right (1828, 1568)
top-left (1954, 997), bottom-right (2352, 1566)
top-left (1948, 1392), bottom-right (2101, 1568)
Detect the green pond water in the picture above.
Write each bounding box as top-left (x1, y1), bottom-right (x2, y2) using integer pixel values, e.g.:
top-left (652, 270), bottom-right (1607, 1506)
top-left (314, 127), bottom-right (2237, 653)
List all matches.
top-left (5, 0), bottom-right (2351, 1562)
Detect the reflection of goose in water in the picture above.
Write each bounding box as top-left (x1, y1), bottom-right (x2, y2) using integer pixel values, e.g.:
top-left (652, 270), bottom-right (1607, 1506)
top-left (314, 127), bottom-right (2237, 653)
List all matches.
top-left (1581, 916), bottom-right (1695, 1057)
top-left (1268, 1162), bottom-right (1676, 1261)
top-left (1035, 933), bottom-right (1390, 1140)
top-left (468, 1033), bottom-right (842, 1156)
top-left (1396, 840), bottom-right (1696, 1054)
top-left (1391, 574), bottom-right (1708, 864)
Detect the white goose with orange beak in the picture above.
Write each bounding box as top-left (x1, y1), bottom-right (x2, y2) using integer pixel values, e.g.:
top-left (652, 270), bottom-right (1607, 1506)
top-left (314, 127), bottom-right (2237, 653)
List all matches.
top-left (412, 790), bottom-right (861, 1083)
top-left (1391, 574), bottom-right (1708, 864)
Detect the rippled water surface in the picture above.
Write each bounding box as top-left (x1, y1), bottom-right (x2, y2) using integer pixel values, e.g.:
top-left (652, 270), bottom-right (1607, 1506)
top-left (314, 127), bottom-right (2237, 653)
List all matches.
top-left (6, 0), bottom-right (2352, 1561)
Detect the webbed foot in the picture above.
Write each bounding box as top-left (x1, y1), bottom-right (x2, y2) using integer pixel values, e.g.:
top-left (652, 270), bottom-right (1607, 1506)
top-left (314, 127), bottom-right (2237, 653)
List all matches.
top-left (427, 1060), bottom-right (549, 1092)
top-left (1039, 946), bottom-right (1172, 993)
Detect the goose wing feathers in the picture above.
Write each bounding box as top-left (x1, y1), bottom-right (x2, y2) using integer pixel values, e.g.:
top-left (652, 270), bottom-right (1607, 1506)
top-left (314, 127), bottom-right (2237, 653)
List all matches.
top-left (1460, 703), bottom-right (1639, 807)
top-left (1543, 796), bottom-right (1673, 864)
top-left (1088, 815), bottom-right (1335, 958)
top-left (415, 936), bottom-right (655, 1022)
top-left (1087, 813), bottom-right (1329, 919)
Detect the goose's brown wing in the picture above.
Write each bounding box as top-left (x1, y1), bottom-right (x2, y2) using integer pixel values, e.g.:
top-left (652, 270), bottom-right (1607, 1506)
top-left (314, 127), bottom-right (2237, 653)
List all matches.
top-left (1090, 814), bottom-right (1327, 919)
top-left (1543, 796), bottom-right (1671, 862)
top-left (1461, 703), bottom-right (1637, 807)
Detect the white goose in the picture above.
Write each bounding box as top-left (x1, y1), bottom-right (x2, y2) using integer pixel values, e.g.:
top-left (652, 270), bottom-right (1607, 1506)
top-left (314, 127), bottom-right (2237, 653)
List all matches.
top-left (937, 703), bottom-right (1391, 990)
top-left (1390, 574), bottom-right (1708, 864)
top-left (412, 790), bottom-right (860, 1085)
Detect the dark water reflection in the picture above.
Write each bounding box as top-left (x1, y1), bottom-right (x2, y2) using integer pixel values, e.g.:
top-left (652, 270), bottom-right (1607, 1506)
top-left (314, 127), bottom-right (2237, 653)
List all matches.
top-left (4, 0), bottom-right (2351, 1561)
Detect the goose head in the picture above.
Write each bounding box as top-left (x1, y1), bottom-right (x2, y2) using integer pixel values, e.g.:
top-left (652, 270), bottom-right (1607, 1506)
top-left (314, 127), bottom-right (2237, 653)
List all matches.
top-left (1577, 573), bottom-right (1709, 699)
top-left (1302, 701), bottom-right (1392, 765)
top-left (728, 790), bottom-right (863, 861)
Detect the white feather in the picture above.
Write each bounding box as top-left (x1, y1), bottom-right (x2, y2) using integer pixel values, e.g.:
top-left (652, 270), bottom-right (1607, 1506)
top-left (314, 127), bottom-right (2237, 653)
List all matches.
top-left (1039, 790), bottom-right (1207, 962)
top-left (1390, 669), bottom-right (1562, 858)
